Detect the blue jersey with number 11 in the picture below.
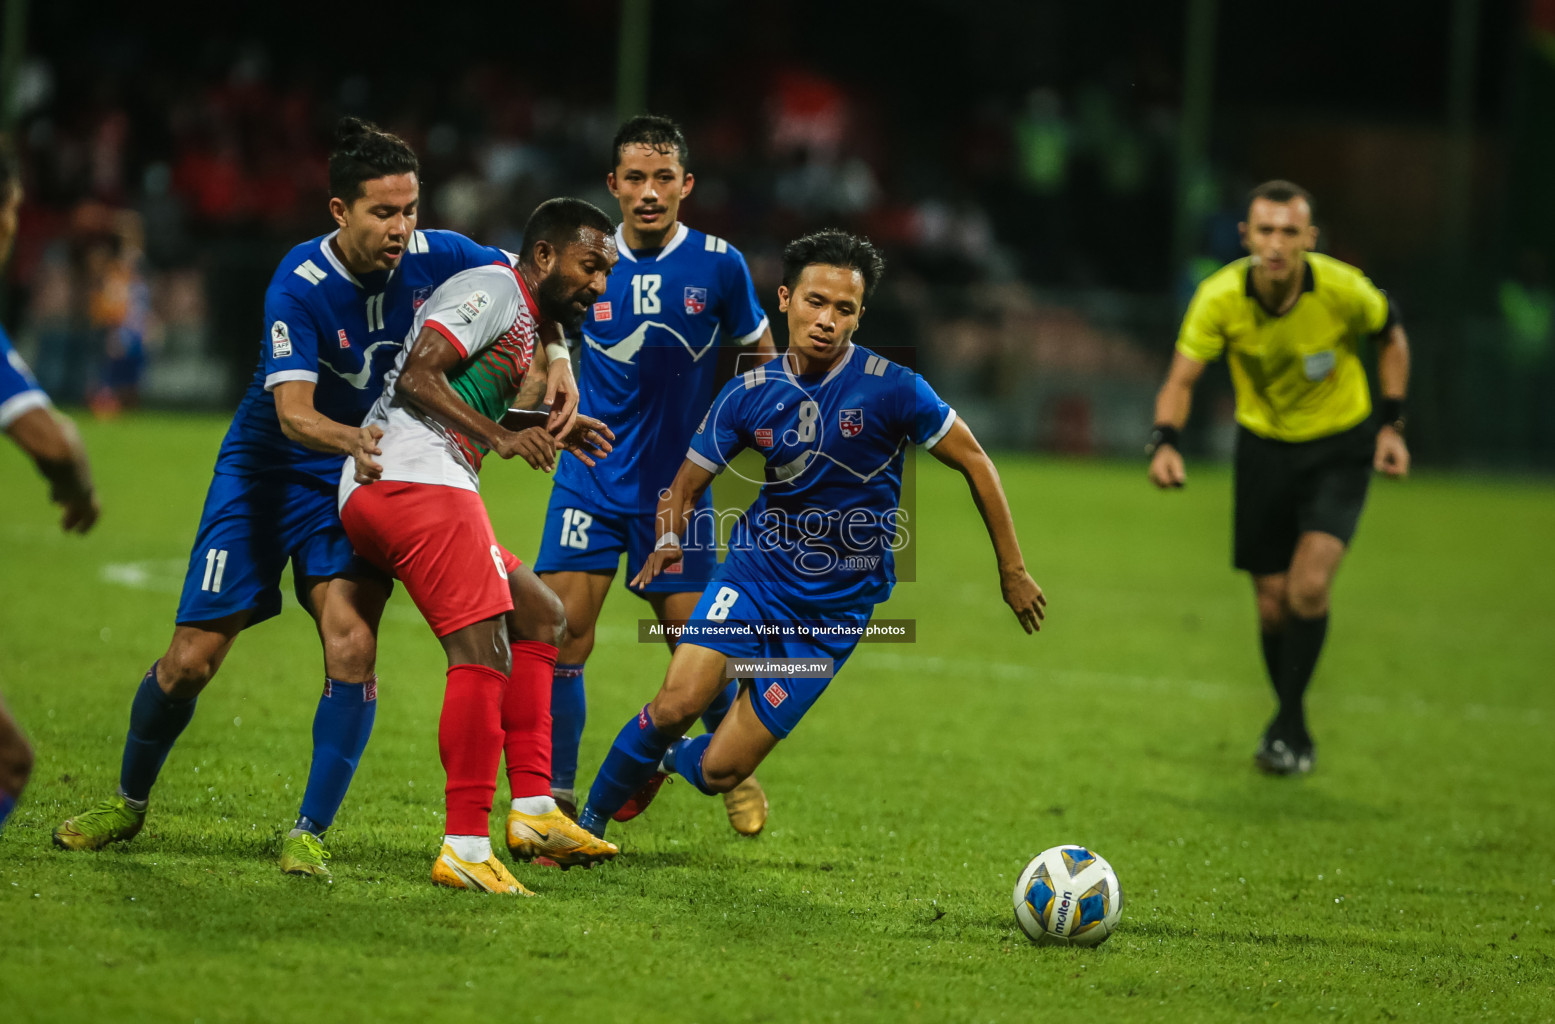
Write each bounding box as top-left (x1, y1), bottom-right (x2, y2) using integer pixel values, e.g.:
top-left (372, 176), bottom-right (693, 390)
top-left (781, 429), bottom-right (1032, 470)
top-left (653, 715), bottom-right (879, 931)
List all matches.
top-left (215, 229), bottom-right (506, 483)
top-left (553, 222), bottom-right (768, 515)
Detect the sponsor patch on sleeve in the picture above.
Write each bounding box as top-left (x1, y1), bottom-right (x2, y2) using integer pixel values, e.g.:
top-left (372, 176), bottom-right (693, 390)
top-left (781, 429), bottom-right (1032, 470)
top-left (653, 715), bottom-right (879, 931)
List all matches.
top-left (456, 291), bottom-right (492, 324)
top-left (271, 321), bottom-right (292, 358)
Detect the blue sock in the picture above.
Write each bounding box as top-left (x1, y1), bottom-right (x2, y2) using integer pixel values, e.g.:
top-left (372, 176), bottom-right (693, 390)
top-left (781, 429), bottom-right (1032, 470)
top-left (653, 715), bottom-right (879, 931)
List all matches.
top-left (119, 663), bottom-right (197, 803)
top-left (0, 791), bottom-right (15, 833)
top-left (663, 733), bottom-right (716, 795)
top-left (550, 663), bottom-right (587, 791)
top-left (296, 677), bottom-right (378, 831)
top-left (700, 681), bottom-right (737, 733)
top-left (580, 706), bottom-right (675, 830)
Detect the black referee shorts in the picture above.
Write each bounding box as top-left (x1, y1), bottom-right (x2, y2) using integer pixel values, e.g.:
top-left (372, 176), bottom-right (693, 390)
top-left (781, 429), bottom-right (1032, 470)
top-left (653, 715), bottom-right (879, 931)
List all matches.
top-left (1232, 421), bottom-right (1374, 575)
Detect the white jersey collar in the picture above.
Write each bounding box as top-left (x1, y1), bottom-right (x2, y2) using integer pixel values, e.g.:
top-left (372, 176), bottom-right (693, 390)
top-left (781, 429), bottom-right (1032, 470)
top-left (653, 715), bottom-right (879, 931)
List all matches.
top-left (319, 232), bottom-right (396, 291)
top-left (782, 343), bottom-right (855, 388)
top-left (320, 232), bottom-right (362, 287)
top-left (613, 221), bottom-right (689, 264)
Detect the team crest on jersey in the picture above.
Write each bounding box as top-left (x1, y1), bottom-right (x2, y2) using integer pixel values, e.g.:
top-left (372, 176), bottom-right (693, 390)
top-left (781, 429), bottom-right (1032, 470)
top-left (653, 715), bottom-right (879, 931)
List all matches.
top-left (593, 300), bottom-right (613, 322)
top-left (337, 329), bottom-right (351, 349)
top-left (456, 291), bottom-right (491, 324)
top-left (840, 408), bottom-right (864, 438)
top-left (763, 682), bottom-right (788, 708)
top-left (663, 560), bottom-right (683, 574)
top-left (754, 428), bottom-right (774, 448)
top-left (271, 321), bottom-right (292, 358)
top-left (684, 287), bottom-right (707, 315)
top-left (412, 286), bottom-right (432, 310)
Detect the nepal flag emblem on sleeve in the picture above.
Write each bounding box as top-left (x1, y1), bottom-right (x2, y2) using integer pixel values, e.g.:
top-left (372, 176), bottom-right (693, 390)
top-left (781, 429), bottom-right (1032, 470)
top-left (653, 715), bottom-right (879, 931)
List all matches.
top-left (684, 287), bottom-right (707, 315)
top-left (840, 408), bottom-right (864, 438)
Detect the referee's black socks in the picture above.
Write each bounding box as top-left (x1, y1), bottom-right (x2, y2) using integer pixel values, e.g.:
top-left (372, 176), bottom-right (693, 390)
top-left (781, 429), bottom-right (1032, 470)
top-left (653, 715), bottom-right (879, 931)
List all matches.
top-left (1271, 613), bottom-right (1328, 747)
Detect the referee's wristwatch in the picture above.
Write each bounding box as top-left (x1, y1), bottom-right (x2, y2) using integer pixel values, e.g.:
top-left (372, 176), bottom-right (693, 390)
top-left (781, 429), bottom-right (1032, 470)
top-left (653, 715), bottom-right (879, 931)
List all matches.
top-left (1378, 397), bottom-right (1406, 435)
top-left (1144, 424), bottom-right (1181, 457)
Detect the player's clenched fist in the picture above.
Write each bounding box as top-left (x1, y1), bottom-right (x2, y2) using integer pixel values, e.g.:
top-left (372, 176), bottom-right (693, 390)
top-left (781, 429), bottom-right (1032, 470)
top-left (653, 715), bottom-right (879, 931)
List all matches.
top-left (1148, 446), bottom-right (1186, 489)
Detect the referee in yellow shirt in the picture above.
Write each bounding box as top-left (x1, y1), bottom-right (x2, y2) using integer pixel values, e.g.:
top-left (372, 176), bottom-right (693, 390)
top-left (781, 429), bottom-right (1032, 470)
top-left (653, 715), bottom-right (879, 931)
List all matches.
top-left (1147, 180), bottom-right (1410, 775)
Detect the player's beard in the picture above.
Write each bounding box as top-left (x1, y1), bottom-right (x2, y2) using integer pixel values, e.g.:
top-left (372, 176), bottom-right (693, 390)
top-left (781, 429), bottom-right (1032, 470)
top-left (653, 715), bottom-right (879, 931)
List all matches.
top-left (536, 274), bottom-right (589, 330)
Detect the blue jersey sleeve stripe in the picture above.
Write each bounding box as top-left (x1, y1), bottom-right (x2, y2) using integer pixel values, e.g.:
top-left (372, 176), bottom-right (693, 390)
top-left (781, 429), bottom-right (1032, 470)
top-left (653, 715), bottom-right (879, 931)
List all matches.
top-left (686, 447), bottom-right (724, 474)
top-left (922, 408), bottom-right (957, 449)
top-left (264, 369), bottom-right (319, 392)
top-left (731, 315), bottom-right (769, 346)
top-left (0, 389), bottom-right (50, 429)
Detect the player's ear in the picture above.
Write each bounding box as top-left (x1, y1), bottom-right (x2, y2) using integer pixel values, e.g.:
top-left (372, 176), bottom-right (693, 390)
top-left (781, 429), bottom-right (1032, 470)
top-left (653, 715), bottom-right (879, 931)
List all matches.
top-left (680, 171), bottom-right (695, 199)
top-left (1237, 221), bottom-right (1249, 252)
top-left (533, 239), bottom-right (556, 273)
top-left (329, 197), bottom-right (350, 230)
top-left (777, 285), bottom-right (791, 312)
top-left (606, 172), bottom-right (619, 197)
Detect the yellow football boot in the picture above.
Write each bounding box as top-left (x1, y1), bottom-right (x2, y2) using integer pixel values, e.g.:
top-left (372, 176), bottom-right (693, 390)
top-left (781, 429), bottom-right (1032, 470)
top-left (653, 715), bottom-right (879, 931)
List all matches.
top-left (723, 775), bottom-right (768, 836)
top-left (431, 843), bottom-right (535, 895)
top-left (53, 794), bottom-right (146, 851)
top-left (279, 831), bottom-right (332, 879)
top-left (506, 808), bottom-right (619, 869)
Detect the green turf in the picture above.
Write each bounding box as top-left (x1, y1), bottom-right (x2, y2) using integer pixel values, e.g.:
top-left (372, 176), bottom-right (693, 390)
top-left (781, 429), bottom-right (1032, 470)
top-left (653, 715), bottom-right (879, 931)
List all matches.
top-left (1, 412), bottom-right (1552, 1022)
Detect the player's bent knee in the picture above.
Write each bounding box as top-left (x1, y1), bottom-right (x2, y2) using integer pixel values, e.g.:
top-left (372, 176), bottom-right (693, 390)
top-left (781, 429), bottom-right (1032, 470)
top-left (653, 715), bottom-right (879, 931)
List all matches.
top-left (646, 695), bottom-right (701, 737)
top-left (1287, 581), bottom-right (1330, 619)
top-left (159, 645), bottom-right (221, 695)
top-left (323, 629), bottom-right (378, 681)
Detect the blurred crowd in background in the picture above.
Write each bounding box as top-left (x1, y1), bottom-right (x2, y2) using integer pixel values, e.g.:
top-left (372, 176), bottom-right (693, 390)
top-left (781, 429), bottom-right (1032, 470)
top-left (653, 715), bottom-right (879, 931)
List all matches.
top-left (2, 0), bottom-right (1552, 467)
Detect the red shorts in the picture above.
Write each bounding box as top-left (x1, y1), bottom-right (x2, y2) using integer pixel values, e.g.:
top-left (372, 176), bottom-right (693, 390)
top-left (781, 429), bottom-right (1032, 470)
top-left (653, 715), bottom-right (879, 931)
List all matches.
top-left (341, 481), bottom-right (521, 638)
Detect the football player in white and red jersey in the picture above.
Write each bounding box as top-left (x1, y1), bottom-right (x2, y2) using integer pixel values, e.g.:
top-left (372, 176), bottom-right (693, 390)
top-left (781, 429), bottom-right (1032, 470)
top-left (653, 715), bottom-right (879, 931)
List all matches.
top-left (340, 198), bottom-right (619, 892)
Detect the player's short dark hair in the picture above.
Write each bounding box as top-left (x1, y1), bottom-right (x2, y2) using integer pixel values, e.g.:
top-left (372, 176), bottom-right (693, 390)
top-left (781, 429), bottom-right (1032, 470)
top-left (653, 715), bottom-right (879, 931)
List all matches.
top-left (781, 229), bottom-right (886, 300)
top-left (0, 135), bottom-right (19, 203)
top-left (519, 197), bottom-right (614, 263)
top-left (612, 115), bottom-right (689, 169)
top-left (328, 117), bottom-right (419, 205)
top-left (1248, 179), bottom-right (1315, 220)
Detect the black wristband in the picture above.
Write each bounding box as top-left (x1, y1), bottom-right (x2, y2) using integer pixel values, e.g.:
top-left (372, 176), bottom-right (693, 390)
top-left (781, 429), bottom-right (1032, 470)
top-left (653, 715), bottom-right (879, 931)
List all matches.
top-left (1146, 425), bottom-right (1180, 456)
top-left (1378, 398), bottom-right (1405, 432)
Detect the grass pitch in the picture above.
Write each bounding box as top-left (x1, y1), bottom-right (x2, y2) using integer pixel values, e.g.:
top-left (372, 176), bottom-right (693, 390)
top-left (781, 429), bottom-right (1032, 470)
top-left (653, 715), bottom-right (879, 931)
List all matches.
top-left (1, 412), bottom-right (1552, 1023)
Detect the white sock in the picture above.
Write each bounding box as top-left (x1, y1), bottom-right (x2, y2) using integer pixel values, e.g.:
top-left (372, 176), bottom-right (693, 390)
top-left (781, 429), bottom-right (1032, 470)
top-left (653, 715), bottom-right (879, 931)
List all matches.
top-left (118, 789), bottom-right (148, 813)
top-left (511, 795), bottom-right (557, 816)
top-left (550, 787), bottom-right (575, 806)
top-left (443, 834), bottom-right (492, 862)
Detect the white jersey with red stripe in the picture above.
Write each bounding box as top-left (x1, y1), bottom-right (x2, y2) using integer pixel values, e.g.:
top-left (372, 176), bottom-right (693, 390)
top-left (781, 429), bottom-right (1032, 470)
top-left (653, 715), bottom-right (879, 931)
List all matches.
top-left (338, 262), bottom-right (541, 509)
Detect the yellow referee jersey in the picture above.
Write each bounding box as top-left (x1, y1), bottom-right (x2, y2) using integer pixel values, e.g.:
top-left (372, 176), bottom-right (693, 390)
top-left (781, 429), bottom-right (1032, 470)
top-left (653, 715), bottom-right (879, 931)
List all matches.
top-left (1176, 253), bottom-right (1391, 442)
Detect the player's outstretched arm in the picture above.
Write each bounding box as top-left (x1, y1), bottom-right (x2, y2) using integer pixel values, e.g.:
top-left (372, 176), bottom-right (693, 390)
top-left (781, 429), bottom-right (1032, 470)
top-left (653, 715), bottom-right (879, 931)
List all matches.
top-left (927, 417), bottom-right (1045, 634)
top-left (1373, 324), bottom-right (1411, 478)
top-left (1147, 351), bottom-right (1206, 489)
top-left (5, 406), bottom-right (99, 534)
top-left (397, 326), bottom-right (561, 471)
top-left (629, 458), bottom-right (717, 590)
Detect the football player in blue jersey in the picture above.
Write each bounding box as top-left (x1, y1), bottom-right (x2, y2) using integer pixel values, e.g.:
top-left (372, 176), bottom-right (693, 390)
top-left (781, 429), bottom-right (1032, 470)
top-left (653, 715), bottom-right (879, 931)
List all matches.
top-left (52, 118), bottom-right (579, 877)
top-left (0, 137), bottom-right (100, 834)
top-left (535, 116), bottom-right (777, 833)
top-left (576, 230), bottom-right (1045, 840)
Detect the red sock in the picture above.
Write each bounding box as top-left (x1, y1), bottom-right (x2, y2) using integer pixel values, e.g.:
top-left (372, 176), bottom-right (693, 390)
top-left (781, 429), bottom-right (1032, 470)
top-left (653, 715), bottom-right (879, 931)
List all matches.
top-left (439, 664), bottom-right (507, 836)
top-left (502, 641), bottom-right (558, 800)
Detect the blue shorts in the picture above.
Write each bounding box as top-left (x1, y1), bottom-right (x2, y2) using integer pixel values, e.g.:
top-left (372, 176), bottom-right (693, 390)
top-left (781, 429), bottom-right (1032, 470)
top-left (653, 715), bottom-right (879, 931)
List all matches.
top-left (175, 470), bottom-right (377, 628)
top-left (533, 484), bottom-right (717, 594)
top-left (678, 578), bottom-right (873, 739)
